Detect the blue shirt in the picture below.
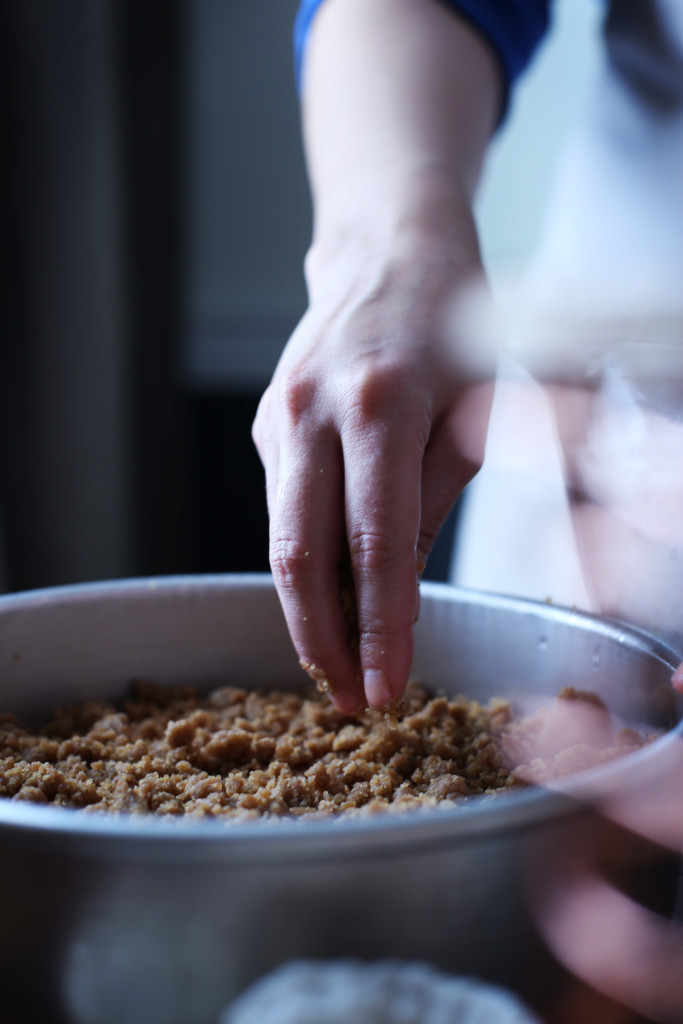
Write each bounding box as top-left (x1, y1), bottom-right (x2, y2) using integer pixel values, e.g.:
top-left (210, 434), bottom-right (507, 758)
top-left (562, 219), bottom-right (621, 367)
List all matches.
top-left (294, 0), bottom-right (553, 117)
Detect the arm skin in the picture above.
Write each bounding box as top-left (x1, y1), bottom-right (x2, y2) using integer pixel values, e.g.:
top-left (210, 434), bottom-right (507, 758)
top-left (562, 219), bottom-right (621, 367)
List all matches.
top-left (253, 0), bottom-right (501, 712)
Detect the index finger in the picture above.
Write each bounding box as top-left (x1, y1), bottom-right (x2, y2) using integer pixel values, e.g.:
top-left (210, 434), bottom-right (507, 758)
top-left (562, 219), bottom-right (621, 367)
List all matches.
top-left (267, 428), bottom-right (366, 714)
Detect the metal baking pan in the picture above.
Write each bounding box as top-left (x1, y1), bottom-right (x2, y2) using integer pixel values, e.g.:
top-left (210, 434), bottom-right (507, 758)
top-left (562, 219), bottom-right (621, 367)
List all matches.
top-left (0, 575), bottom-right (680, 1024)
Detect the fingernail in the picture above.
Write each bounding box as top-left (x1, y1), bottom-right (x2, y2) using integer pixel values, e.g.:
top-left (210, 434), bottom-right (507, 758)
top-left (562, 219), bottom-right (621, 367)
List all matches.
top-left (365, 668), bottom-right (393, 709)
top-left (673, 663), bottom-right (683, 693)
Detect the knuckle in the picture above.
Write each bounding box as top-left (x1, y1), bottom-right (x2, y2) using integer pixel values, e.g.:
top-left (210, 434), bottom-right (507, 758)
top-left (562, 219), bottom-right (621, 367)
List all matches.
top-left (358, 606), bottom-right (416, 646)
top-left (269, 536), bottom-right (313, 590)
top-left (358, 621), bottom-right (394, 644)
top-left (344, 362), bottom-right (410, 425)
top-left (347, 528), bottom-right (405, 577)
top-left (341, 366), bottom-right (431, 452)
top-left (277, 367), bottom-right (318, 427)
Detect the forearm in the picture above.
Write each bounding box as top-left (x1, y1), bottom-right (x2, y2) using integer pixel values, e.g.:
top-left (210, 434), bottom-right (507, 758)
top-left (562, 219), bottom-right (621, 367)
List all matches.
top-left (301, 0), bottom-right (501, 276)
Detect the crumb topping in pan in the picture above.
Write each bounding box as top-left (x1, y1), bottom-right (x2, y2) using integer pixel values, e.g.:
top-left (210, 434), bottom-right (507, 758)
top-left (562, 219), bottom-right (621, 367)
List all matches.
top-left (0, 681), bottom-right (650, 818)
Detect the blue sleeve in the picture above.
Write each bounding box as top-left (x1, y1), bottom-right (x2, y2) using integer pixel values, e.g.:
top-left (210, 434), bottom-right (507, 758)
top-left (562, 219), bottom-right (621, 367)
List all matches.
top-left (294, 0), bottom-right (552, 118)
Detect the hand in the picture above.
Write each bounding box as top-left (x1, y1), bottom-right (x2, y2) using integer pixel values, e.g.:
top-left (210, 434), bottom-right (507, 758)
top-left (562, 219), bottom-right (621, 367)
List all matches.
top-left (262, 0), bottom-right (500, 712)
top-left (253, 225), bottom-right (491, 712)
top-left (528, 716), bottom-right (683, 1023)
top-left (509, 675), bottom-right (683, 1023)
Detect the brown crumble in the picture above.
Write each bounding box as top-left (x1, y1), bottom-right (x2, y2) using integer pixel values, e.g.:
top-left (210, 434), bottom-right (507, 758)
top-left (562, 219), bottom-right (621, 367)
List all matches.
top-left (299, 660), bottom-right (334, 696)
top-left (0, 681), bottom-right (652, 819)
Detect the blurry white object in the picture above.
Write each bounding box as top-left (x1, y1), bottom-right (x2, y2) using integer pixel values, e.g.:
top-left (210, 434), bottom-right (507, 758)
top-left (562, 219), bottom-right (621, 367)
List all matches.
top-left (220, 960), bottom-right (539, 1024)
top-left (526, 0), bottom-right (683, 313)
top-left (456, 0), bottom-right (683, 621)
top-left (454, 279), bottom-right (683, 389)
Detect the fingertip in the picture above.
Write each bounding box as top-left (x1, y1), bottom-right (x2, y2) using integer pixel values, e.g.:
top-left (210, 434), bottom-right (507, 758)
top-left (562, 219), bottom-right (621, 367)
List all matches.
top-left (359, 627), bottom-right (413, 709)
top-left (330, 689), bottom-right (365, 716)
top-left (299, 652), bottom-right (366, 715)
top-left (364, 668), bottom-right (395, 710)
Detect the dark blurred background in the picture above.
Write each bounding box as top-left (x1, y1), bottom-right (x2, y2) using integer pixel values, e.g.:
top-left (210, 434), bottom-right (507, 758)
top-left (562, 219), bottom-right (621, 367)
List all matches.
top-left (0, 0), bottom-right (468, 594)
top-left (1, 0), bottom-right (307, 591)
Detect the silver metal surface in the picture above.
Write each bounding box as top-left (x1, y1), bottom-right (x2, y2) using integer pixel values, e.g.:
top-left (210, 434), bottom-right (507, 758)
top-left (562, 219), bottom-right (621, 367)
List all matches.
top-left (0, 576), bottom-right (680, 1024)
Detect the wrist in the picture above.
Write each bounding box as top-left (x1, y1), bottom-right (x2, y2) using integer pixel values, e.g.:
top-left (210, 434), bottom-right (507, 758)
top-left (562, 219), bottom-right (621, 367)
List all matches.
top-left (306, 169), bottom-right (482, 296)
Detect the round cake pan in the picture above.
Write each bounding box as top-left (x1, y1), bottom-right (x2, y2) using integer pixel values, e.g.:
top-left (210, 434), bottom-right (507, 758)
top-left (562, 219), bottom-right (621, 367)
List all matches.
top-left (0, 575), bottom-right (680, 1024)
